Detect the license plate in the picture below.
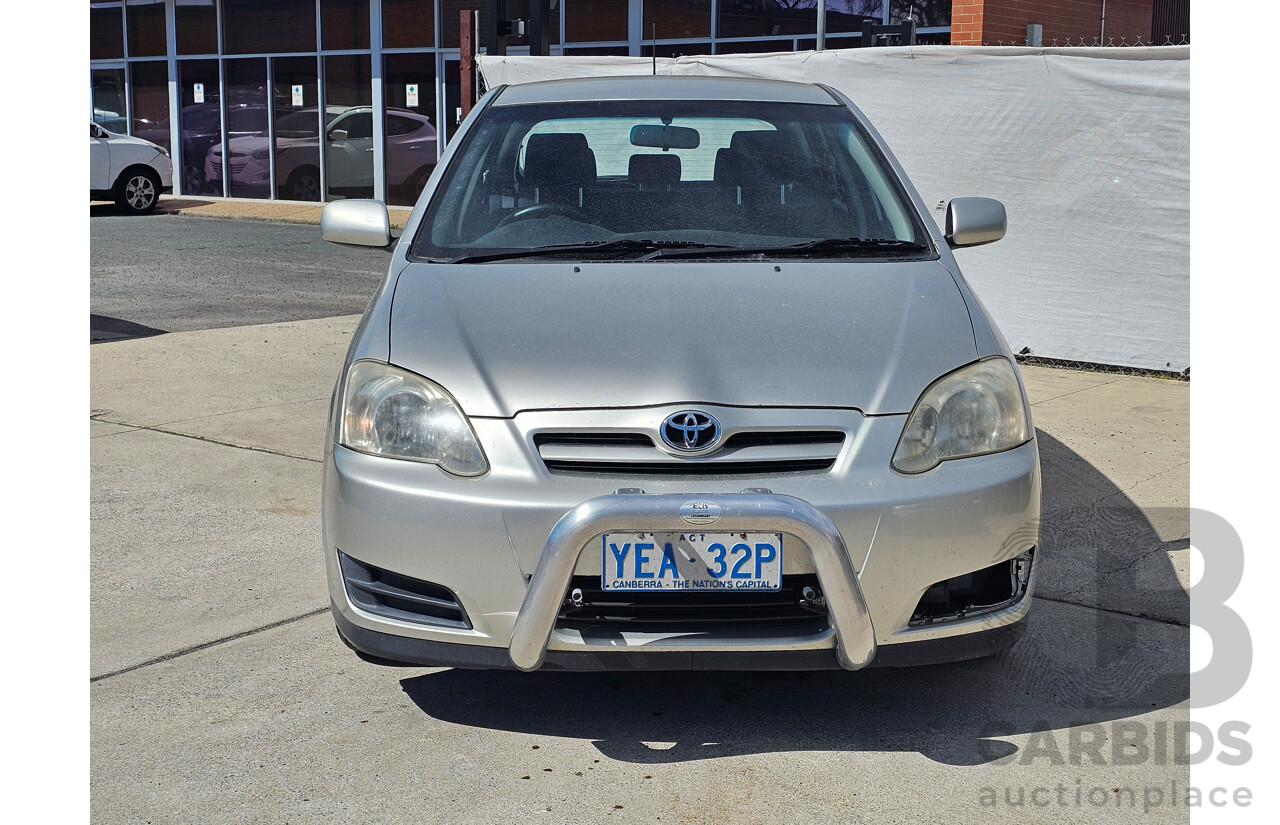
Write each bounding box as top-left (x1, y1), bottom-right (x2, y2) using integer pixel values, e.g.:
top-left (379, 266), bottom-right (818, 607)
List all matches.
top-left (601, 532), bottom-right (783, 591)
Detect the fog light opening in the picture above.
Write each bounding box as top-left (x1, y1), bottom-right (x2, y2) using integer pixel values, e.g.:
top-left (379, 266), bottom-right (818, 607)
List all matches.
top-left (909, 548), bottom-right (1034, 627)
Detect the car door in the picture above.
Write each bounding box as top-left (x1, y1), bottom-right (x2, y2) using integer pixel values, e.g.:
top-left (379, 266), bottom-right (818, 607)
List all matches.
top-left (326, 110), bottom-right (374, 196)
top-left (90, 123), bottom-right (112, 190)
top-left (385, 114), bottom-right (436, 187)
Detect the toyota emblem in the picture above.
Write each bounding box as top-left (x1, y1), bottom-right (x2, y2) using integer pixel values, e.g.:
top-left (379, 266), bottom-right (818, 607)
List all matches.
top-left (660, 411), bottom-right (721, 452)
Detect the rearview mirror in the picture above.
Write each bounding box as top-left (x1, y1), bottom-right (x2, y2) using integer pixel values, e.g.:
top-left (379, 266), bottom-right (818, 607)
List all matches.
top-left (321, 199), bottom-right (391, 247)
top-left (945, 197), bottom-right (1006, 248)
top-left (630, 124), bottom-right (700, 150)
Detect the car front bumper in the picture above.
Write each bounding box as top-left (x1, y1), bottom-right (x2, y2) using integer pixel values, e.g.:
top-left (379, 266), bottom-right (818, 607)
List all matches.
top-left (323, 411), bottom-right (1041, 671)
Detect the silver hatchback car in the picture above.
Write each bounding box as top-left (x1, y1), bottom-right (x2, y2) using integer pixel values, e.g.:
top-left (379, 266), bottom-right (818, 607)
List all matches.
top-left (320, 76), bottom-right (1040, 671)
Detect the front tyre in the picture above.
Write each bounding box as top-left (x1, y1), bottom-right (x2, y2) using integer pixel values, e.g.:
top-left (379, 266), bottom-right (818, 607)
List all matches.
top-left (285, 166), bottom-right (322, 202)
top-left (182, 162), bottom-right (205, 196)
top-left (114, 168), bottom-right (161, 214)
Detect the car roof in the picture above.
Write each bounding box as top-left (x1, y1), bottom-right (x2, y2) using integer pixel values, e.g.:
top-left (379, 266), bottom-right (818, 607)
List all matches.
top-left (491, 76), bottom-right (838, 107)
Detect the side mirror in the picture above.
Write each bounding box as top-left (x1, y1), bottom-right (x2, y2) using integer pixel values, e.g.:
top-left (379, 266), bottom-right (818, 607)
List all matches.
top-left (321, 199), bottom-right (391, 247)
top-left (945, 197), bottom-right (1006, 248)
top-left (328, 128), bottom-right (348, 143)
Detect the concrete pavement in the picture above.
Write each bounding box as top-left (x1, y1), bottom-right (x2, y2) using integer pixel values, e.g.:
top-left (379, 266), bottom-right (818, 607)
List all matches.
top-left (90, 202), bottom-right (1191, 823)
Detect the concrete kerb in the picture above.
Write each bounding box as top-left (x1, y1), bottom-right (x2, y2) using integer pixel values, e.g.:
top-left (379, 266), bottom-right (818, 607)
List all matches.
top-left (155, 195), bottom-right (414, 230)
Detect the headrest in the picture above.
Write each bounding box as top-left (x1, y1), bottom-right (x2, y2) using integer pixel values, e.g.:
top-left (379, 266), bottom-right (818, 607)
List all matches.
top-left (716, 130), bottom-right (791, 187)
top-left (730, 129), bottom-right (787, 157)
top-left (522, 132), bottom-right (597, 188)
top-left (628, 153), bottom-right (681, 188)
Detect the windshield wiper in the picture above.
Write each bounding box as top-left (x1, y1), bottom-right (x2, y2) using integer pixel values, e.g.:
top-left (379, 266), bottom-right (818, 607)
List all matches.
top-left (433, 239), bottom-right (735, 264)
top-left (649, 237), bottom-right (931, 260)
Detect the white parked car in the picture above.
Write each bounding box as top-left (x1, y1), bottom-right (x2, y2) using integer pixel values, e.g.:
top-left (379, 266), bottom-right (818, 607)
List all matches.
top-left (90, 121), bottom-right (173, 213)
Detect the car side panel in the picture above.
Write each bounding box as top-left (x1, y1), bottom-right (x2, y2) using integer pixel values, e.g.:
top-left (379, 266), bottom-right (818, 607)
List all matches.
top-left (90, 135), bottom-right (112, 190)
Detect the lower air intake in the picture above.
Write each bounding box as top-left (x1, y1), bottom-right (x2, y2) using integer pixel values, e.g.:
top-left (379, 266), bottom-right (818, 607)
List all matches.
top-left (339, 551), bottom-right (471, 629)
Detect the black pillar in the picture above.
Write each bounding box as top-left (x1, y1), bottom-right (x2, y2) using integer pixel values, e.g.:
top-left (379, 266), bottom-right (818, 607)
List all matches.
top-left (527, 0), bottom-right (552, 56)
top-left (487, 0), bottom-right (507, 56)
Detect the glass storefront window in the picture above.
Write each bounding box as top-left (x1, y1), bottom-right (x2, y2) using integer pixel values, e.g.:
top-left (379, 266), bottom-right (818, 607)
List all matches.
top-left (718, 0), bottom-right (817, 40)
top-left (91, 1), bottom-right (125, 60)
top-left (92, 69), bottom-right (128, 133)
top-left (644, 0), bottom-right (711, 40)
top-left (321, 0), bottom-right (370, 50)
top-left (224, 59), bottom-right (271, 198)
top-left (223, 0), bottom-right (316, 54)
top-left (324, 54), bottom-right (374, 200)
top-left (176, 0), bottom-right (219, 55)
top-left (716, 37), bottom-right (793, 54)
top-left (642, 41), bottom-right (710, 58)
top-left (125, 0), bottom-right (167, 56)
top-left (93, 0), bottom-right (949, 205)
top-left (565, 0), bottom-right (627, 43)
top-left (512, 1), bottom-right (561, 45)
top-left (827, 0), bottom-right (885, 34)
top-left (891, 0), bottom-right (949, 26)
top-left (561, 44), bottom-right (629, 55)
top-left (273, 57), bottom-right (323, 201)
top-left (440, 0), bottom-right (561, 49)
top-left (129, 60), bottom-right (171, 152)
top-left (383, 53), bottom-right (438, 207)
top-left (178, 59), bottom-right (222, 195)
top-left (382, 0), bottom-right (435, 48)
top-left (443, 57), bottom-right (461, 145)
top-left (440, 0), bottom-right (485, 49)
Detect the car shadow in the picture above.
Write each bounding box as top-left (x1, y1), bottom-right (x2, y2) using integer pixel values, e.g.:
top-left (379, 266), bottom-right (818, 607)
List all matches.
top-left (91, 314), bottom-right (167, 344)
top-left (398, 428), bottom-right (1189, 766)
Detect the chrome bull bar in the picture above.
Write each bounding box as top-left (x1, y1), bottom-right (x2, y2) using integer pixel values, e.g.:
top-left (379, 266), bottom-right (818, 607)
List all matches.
top-left (507, 493), bottom-right (877, 671)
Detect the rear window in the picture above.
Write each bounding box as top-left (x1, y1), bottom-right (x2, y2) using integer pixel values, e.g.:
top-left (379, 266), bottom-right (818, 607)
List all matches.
top-left (412, 98), bottom-right (928, 261)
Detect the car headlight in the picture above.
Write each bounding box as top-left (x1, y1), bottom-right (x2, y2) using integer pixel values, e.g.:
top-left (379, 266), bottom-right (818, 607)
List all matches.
top-left (340, 360), bottom-right (489, 477)
top-left (892, 357), bottom-right (1030, 474)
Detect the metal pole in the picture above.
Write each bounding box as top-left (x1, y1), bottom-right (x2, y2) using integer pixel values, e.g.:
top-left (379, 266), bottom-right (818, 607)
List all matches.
top-left (316, 5), bottom-right (327, 201)
top-left (816, 0), bottom-right (826, 51)
top-left (217, 58), bottom-right (228, 197)
top-left (164, 0), bottom-right (181, 194)
top-left (627, 0), bottom-right (642, 56)
top-left (460, 10), bottom-right (477, 122)
top-left (370, 0), bottom-right (386, 202)
top-left (265, 57), bottom-right (275, 199)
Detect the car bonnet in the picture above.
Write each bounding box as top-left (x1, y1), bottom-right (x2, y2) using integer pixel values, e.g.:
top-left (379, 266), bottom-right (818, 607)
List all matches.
top-left (386, 259), bottom-right (977, 417)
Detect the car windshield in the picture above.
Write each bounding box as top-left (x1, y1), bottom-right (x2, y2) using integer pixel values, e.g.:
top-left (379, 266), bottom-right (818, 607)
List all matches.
top-left (411, 98), bottom-right (931, 262)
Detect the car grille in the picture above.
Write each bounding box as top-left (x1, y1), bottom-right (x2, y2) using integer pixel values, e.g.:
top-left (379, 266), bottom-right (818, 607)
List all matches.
top-left (208, 159), bottom-right (246, 175)
top-left (338, 551), bottom-right (471, 629)
top-left (534, 430), bottom-right (845, 475)
top-left (556, 574), bottom-right (829, 632)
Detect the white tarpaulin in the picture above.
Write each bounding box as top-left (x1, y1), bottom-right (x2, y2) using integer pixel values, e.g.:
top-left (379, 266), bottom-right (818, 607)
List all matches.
top-left (478, 47), bottom-right (1190, 372)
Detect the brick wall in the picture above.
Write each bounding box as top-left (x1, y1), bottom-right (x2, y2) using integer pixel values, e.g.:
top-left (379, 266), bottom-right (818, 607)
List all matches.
top-left (950, 1), bottom-right (1154, 46)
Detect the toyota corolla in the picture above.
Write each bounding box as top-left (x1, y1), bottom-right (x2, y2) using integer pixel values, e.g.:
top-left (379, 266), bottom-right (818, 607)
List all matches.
top-left (319, 76), bottom-right (1041, 671)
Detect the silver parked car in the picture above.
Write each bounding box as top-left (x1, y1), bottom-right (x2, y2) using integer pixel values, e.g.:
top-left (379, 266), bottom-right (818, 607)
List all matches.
top-left (320, 77), bottom-right (1040, 672)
